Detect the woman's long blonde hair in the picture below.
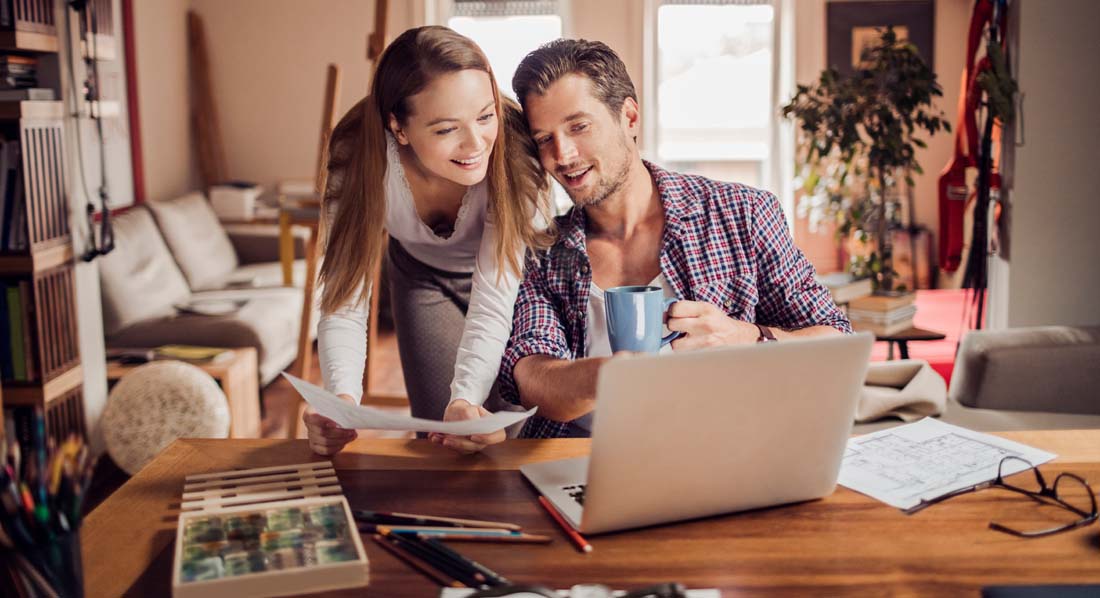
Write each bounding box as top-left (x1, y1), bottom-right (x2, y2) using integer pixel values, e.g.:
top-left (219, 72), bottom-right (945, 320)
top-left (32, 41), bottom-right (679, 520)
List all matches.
top-left (319, 26), bottom-right (553, 314)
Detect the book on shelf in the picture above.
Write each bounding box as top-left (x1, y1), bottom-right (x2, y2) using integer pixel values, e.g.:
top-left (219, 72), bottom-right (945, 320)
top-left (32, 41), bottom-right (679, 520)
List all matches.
top-left (0, 56), bottom-right (36, 67)
top-left (5, 284), bottom-right (25, 380)
top-left (0, 88), bottom-right (54, 101)
top-left (848, 292), bottom-right (916, 312)
top-left (816, 272), bottom-right (873, 305)
top-left (1, 141), bottom-right (23, 251)
top-left (0, 285), bottom-right (10, 380)
top-left (153, 345), bottom-right (235, 364)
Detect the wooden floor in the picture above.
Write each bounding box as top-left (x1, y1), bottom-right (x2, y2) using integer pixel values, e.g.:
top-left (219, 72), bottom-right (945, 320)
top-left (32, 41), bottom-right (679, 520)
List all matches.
top-left (260, 330), bottom-right (410, 439)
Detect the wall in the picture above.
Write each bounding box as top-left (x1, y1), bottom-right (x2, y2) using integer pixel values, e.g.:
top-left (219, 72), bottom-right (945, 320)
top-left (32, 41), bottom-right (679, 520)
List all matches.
top-left (1000, 0), bottom-right (1100, 327)
top-left (132, 0), bottom-right (198, 202)
top-left (186, 0), bottom-right (418, 191)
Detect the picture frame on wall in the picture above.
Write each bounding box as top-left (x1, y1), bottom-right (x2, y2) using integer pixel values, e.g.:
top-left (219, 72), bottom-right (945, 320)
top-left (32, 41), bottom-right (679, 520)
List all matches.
top-left (826, 1), bottom-right (935, 76)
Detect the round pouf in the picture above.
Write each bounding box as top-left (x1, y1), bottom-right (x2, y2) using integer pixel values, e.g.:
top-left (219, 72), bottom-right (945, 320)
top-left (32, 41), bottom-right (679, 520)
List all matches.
top-left (103, 360), bottom-right (231, 475)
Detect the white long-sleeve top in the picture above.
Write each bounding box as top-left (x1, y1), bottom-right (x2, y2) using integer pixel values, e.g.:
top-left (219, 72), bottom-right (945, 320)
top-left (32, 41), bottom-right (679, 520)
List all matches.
top-left (317, 134), bottom-right (521, 407)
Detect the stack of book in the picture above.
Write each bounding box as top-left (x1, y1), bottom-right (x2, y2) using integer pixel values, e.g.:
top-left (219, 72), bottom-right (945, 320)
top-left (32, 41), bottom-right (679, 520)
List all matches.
top-left (816, 272), bottom-right (874, 305)
top-left (0, 55), bottom-right (40, 93)
top-left (847, 292), bottom-right (917, 336)
top-left (0, 139), bottom-right (25, 251)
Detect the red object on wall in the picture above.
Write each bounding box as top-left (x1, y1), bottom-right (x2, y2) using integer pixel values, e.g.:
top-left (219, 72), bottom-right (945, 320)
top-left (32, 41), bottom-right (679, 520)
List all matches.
top-left (122, 0), bottom-right (145, 205)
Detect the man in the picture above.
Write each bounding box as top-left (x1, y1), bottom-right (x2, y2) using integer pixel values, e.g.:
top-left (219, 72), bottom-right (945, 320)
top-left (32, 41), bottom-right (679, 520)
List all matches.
top-left (497, 39), bottom-right (851, 439)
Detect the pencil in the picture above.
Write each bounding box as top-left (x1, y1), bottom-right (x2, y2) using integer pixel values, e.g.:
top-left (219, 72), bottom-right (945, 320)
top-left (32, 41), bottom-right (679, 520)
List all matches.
top-left (371, 533), bottom-right (464, 588)
top-left (537, 496), bottom-right (592, 553)
top-left (423, 537), bottom-right (511, 587)
top-left (414, 532), bottom-right (552, 544)
top-left (381, 530), bottom-right (486, 588)
top-left (359, 523), bottom-right (521, 535)
top-left (353, 509), bottom-right (521, 531)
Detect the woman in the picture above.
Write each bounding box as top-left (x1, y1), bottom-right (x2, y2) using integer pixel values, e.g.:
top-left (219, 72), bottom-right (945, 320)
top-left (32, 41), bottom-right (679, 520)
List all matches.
top-left (304, 26), bottom-right (552, 456)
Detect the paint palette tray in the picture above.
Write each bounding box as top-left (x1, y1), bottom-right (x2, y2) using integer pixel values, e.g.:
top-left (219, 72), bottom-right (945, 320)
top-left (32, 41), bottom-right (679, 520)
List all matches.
top-left (172, 462), bottom-right (369, 598)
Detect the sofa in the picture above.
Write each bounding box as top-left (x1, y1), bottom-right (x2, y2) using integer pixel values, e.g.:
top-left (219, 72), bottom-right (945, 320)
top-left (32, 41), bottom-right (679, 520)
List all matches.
top-left (854, 324), bottom-right (1100, 434)
top-left (98, 192), bottom-right (316, 384)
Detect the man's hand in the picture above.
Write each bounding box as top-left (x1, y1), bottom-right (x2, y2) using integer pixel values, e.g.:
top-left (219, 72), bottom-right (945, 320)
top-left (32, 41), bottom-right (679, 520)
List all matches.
top-left (667, 300), bottom-right (758, 350)
top-left (429, 399), bottom-right (506, 454)
top-left (303, 394), bottom-right (359, 456)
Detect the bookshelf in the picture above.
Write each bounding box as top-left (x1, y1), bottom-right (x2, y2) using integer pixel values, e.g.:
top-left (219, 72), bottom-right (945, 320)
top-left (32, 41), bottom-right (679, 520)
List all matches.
top-left (0, 0), bottom-right (58, 53)
top-left (0, 3), bottom-right (85, 445)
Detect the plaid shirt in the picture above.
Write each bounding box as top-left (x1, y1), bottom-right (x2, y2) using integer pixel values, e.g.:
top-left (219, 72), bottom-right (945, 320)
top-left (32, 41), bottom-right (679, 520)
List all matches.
top-left (499, 162), bottom-right (851, 438)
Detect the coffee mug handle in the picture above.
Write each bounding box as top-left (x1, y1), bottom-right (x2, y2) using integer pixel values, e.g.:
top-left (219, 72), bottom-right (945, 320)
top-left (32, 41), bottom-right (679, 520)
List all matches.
top-left (661, 297), bottom-right (683, 346)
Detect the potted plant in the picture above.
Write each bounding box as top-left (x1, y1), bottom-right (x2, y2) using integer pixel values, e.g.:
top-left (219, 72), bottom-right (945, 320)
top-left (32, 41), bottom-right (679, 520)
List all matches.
top-left (781, 27), bottom-right (949, 292)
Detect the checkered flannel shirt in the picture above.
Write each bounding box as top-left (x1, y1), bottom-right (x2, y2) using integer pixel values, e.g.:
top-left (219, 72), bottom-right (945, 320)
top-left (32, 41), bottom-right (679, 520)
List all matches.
top-left (499, 162), bottom-right (851, 438)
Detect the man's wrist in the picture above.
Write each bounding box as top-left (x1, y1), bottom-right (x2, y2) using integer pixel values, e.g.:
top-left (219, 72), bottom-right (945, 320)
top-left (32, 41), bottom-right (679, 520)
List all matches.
top-left (754, 323), bottom-right (777, 343)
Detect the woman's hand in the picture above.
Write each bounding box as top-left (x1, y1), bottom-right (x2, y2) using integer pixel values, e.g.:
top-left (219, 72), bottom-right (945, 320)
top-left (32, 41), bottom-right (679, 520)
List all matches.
top-left (302, 394), bottom-right (359, 455)
top-left (430, 399), bottom-right (506, 454)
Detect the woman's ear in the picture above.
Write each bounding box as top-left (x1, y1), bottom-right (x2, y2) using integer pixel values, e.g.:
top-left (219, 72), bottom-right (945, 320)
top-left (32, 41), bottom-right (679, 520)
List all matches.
top-left (388, 113), bottom-right (409, 145)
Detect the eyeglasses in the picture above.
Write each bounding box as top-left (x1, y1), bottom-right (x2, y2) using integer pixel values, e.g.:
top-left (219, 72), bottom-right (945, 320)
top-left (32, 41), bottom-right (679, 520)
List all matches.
top-left (907, 455), bottom-right (1098, 537)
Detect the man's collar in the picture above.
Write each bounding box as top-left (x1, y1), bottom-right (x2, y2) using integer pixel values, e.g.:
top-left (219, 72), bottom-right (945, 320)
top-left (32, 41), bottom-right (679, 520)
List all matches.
top-left (556, 160), bottom-right (703, 253)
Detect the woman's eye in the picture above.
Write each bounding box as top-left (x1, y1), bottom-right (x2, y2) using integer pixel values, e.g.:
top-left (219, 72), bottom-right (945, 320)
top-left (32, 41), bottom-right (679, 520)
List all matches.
top-left (478, 113), bottom-right (495, 123)
top-left (435, 127), bottom-right (456, 136)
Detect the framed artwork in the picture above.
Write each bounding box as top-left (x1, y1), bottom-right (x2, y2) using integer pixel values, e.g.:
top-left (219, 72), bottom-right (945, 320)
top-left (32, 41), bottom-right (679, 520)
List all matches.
top-left (826, 1), bottom-right (935, 76)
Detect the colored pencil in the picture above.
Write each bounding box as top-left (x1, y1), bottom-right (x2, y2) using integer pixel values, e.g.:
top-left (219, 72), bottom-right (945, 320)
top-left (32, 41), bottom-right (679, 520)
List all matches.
top-left (353, 509), bottom-right (521, 531)
top-left (413, 531), bottom-right (552, 544)
top-left (359, 523), bottom-right (522, 535)
top-left (380, 529), bottom-right (486, 588)
top-left (371, 533), bottom-right (464, 588)
top-left (423, 537), bottom-right (511, 587)
top-left (537, 495), bottom-right (592, 553)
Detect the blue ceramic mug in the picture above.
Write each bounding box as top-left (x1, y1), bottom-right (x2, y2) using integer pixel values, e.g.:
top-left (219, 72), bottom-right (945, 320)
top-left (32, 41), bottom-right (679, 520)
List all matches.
top-left (604, 285), bottom-right (682, 353)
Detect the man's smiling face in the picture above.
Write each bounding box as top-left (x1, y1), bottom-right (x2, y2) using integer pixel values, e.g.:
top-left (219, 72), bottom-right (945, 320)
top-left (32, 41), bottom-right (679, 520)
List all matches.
top-left (524, 74), bottom-right (637, 208)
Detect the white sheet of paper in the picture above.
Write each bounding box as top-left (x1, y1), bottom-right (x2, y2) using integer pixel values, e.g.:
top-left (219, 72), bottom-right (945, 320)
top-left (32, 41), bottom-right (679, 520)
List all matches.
top-left (281, 372), bottom-right (536, 435)
top-left (837, 417), bottom-right (1057, 510)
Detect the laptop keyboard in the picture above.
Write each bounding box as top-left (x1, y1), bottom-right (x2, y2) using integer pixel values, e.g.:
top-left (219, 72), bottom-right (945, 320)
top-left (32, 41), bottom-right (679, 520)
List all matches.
top-left (562, 484), bottom-right (586, 505)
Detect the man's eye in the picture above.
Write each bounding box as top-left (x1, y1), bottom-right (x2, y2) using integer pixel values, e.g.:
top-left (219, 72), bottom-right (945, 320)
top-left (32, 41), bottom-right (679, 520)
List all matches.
top-left (572, 123), bottom-right (588, 133)
top-left (536, 136), bottom-right (551, 146)
top-left (435, 127), bottom-right (456, 135)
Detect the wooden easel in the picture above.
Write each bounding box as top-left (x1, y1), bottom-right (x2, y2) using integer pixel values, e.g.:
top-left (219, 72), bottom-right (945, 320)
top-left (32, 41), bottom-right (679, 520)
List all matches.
top-left (291, 0), bottom-right (393, 438)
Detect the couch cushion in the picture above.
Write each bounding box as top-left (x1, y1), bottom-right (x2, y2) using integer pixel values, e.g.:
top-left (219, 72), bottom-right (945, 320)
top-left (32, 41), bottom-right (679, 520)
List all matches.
top-left (147, 192), bottom-right (239, 291)
top-left (105, 286), bottom-right (303, 385)
top-left (949, 326), bottom-right (1100, 415)
top-left (98, 207), bottom-right (192, 336)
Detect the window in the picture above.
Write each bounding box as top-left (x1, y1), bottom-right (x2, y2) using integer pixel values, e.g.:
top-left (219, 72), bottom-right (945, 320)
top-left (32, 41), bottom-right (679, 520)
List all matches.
top-left (446, 0), bottom-right (565, 98)
top-left (653, 0), bottom-right (777, 189)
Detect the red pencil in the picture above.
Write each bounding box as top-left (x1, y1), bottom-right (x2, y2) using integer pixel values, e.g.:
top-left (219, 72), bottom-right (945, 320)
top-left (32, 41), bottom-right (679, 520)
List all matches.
top-left (537, 495), bottom-right (592, 553)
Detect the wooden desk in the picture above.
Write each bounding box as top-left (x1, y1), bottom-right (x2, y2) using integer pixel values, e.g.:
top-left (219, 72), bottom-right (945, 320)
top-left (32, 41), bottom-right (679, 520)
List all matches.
top-left (105, 348), bottom-right (260, 438)
top-left (81, 432), bottom-right (1100, 597)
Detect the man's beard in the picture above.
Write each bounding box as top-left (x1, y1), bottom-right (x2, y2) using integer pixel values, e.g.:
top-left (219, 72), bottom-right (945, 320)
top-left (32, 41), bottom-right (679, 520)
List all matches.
top-left (563, 135), bottom-right (632, 208)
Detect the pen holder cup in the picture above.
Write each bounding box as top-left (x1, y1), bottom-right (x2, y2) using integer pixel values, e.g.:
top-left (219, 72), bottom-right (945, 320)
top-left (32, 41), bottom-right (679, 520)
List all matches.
top-left (1, 528), bottom-right (84, 598)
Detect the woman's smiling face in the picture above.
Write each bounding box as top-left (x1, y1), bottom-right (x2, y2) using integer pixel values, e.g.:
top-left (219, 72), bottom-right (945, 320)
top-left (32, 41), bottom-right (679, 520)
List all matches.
top-left (390, 69), bottom-right (499, 188)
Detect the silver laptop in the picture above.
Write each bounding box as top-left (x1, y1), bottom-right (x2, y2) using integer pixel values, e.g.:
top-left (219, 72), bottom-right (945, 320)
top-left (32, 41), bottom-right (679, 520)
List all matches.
top-left (521, 332), bottom-right (874, 534)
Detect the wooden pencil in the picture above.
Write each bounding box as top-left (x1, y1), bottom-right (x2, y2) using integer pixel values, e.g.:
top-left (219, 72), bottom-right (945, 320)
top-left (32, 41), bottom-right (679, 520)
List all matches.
top-left (355, 509), bottom-right (521, 531)
top-left (371, 534), bottom-right (464, 588)
top-left (414, 532), bottom-right (552, 544)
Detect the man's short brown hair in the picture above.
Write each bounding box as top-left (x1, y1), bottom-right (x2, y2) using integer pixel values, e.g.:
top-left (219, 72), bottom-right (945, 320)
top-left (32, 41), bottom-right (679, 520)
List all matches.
top-left (512, 39), bottom-right (637, 117)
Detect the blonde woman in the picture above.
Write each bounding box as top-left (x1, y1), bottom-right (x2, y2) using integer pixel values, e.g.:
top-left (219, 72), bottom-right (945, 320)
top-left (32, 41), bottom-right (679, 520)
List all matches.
top-left (304, 26), bottom-right (552, 455)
